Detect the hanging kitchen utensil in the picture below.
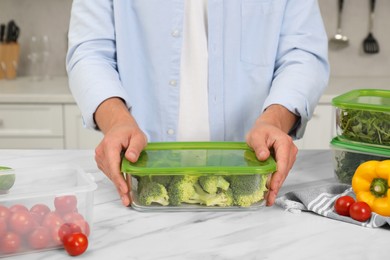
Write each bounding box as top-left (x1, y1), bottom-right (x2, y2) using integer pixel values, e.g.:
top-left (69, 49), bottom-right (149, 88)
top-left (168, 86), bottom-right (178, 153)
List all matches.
top-left (329, 0), bottom-right (349, 49)
top-left (363, 0), bottom-right (379, 54)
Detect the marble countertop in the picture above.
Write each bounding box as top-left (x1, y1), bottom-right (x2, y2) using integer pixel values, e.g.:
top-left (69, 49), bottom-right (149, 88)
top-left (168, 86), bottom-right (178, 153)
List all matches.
top-left (1, 76), bottom-right (389, 104)
top-left (1, 149), bottom-right (388, 260)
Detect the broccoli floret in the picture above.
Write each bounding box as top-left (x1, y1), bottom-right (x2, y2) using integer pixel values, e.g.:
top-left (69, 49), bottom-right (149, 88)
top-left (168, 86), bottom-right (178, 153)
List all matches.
top-left (151, 175), bottom-right (173, 188)
top-left (138, 181), bottom-right (169, 206)
top-left (167, 175), bottom-right (233, 207)
top-left (137, 176), bottom-right (152, 193)
top-left (167, 175), bottom-right (199, 206)
top-left (229, 174), bottom-right (268, 207)
top-left (193, 184), bottom-right (234, 206)
top-left (198, 175), bottom-right (230, 194)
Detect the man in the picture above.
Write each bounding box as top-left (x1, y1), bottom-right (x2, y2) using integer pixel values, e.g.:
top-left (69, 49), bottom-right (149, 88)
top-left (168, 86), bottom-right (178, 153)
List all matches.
top-left (66, 0), bottom-right (329, 207)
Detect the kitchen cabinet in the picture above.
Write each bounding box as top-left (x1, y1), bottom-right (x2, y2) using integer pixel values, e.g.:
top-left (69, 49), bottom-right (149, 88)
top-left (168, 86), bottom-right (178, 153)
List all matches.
top-left (0, 104), bottom-right (64, 148)
top-left (64, 104), bottom-right (103, 149)
top-left (294, 103), bottom-right (335, 150)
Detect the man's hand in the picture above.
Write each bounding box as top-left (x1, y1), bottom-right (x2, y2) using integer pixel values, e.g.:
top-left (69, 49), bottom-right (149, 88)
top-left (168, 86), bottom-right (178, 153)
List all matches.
top-left (246, 104), bottom-right (298, 206)
top-left (94, 98), bottom-right (147, 206)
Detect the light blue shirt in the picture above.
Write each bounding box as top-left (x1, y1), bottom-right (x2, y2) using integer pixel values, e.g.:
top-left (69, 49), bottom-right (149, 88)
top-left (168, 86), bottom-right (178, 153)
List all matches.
top-left (66, 0), bottom-right (329, 142)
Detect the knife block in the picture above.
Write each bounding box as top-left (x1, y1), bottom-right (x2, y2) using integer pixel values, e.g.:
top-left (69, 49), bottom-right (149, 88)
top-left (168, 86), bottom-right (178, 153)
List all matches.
top-left (0, 43), bottom-right (20, 80)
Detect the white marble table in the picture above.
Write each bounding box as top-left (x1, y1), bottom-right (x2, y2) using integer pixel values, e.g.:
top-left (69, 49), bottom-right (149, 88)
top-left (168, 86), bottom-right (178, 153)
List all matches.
top-left (1, 149), bottom-right (389, 260)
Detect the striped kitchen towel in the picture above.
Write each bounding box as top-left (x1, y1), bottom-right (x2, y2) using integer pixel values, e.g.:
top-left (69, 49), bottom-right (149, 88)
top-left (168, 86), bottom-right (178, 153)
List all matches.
top-left (275, 183), bottom-right (390, 228)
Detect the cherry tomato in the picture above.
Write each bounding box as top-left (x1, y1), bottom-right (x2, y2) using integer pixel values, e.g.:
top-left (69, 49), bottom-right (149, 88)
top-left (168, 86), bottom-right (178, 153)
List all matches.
top-left (0, 205), bottom-right (11, 222)
top-left (42, 212), bottom-right (64, 229)
top-left (42, 212), bottom-right (64, 245)
top-left (28, 226), bottom-right (51, 250)
top-left (334, 195), bottom-right (355, 216)
top-left (349, 201), bottom-right (372, 222)
top-left (9, 204), bottom-right (28, 213)
top-left (58, 223), bottom-right (82, 242)
top-left (30, 204), bottom-right (51, 224)
top-left (54, 195), bottom-right (77, 215)
top-left (0, 218), bottom-right (7, 237)
top-left (63, 232), bottom-right (89, 256)
top-left (73, 219), bottom-right (90, 237)
top-left (63, 212), bottom-right (84, 223)
top-left (9, 210), bottom-right (36, 235)
top-left (0, 232), bottom-right (21, 254)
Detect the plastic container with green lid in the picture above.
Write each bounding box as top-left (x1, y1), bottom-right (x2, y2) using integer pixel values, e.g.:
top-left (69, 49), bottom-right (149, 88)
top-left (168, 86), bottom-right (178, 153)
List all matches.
top-left (332, 89), bottom-right (390, 147)
top-left (121, 142), bottom-right (276, 211)
top-left (330, 137), bottom-right (390, 185)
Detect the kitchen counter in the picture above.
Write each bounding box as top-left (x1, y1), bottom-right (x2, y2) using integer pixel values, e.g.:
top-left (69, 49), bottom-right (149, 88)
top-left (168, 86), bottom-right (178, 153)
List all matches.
top-left (1, 149), bottom-right (388, 260)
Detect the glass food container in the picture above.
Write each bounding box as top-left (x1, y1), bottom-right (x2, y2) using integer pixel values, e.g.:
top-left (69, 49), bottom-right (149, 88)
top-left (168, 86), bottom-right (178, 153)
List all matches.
top-left (121, 142), bottom-right (276, 211)
top-left (332, 89), bottom-right (390, 147)
top-left (330, 137), bottom-right (390, 185)
top-left (0, 165), bottom-right (97, 257)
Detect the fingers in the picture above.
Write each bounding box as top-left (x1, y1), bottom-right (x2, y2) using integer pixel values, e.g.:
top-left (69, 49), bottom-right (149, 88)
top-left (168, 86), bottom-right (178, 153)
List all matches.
top-left (266, 135), bottom-right (297, 206)
top-left (125, 132), bottom-right (148, 163)
top-left (247, 123), bottom-right (297, 206)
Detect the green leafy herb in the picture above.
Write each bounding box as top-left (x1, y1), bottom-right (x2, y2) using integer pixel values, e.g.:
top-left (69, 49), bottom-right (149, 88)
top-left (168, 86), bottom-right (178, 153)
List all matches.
top-left (335, 152), bottom-right (384, 184)
top-left (338, 109), bottom-right (390, 145)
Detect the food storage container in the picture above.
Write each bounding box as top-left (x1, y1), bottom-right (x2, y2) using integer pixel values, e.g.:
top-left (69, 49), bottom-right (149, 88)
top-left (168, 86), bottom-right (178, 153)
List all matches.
top-left (0, 166), bottom-right (15, 194)
top-left (121, 142), bottom-right (276, 211)
top-left (330, 137), bottom-right (390, 185)
top-left (0, 165), bottom-right (97, 257)
top-left (332, 89), bottom-right (390, 147)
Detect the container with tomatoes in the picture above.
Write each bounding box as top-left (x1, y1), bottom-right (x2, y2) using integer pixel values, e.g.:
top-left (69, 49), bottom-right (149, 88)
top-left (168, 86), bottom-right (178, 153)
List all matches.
top-left (0, 165), bottom-right (97, 257)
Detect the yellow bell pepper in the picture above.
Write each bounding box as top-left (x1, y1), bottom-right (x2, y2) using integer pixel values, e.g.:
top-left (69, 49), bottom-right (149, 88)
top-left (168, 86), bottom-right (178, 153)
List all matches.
top-left (352, 160), bottom-right (390, 216)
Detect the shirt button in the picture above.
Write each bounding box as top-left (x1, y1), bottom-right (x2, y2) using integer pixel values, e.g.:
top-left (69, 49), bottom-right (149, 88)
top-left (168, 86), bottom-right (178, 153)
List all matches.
top-left (167, 129), bottom-right (175, 135)
top-left (171, 29), bottom-right (181, 37)
top-left (169, 80), bottom-right (177, 86)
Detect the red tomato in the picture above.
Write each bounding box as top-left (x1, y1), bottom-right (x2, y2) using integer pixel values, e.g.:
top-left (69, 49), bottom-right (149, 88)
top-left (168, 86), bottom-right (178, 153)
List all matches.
top-left (9, 210), bottom-right (36, 235)
top-left (0, 232), bottom-right (21, 254)
top-left (42, 212), bottom-right (64, 229)
top-left (9, 204), bottom-right (28, 213)
top-left (63, 232), bottom-right (88, 256)
top-left (73, 219), bottom-right (90, 237)
top-left (334, 195), bottom-right (355, 216)
top-left (54, 195), bottom-right (77, 215)
top-left (41, 212), bottom-right (64, 245)
top-left (0, 218), bottom-right (7, 237)
top-left (30, 204), bottom-right (51, 224)
top-left (349, 201), bottom-right (372, 222)
top-left (63, 212), bottom-right (84, 223)
top-left (58, 223), bottom-right (82, 242)
top-left (0, 205), bottom-right (11, 222)
top-left (28, 226), bottom-right (51, 250)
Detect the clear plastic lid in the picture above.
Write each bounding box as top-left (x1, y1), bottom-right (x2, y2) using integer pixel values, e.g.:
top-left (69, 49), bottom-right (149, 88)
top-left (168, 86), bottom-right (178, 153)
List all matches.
top-left (121, 142), bottom-right (276, 176)
top-left (332, 89), bottom-right (390, 112)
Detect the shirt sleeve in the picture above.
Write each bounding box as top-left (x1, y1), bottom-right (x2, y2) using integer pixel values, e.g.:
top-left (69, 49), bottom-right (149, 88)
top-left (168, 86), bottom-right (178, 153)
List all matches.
top-left (262, 0), bottom-right (330, 140)
top-left (66, 0), bottom-right (131, 130)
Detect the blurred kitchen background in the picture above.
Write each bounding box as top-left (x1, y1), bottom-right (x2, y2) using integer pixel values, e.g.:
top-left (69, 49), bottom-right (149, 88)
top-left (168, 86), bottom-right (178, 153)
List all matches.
top-left (0, 0), bottom-right (389, 150)
top-left (1, 0), bottom-right (389, 78)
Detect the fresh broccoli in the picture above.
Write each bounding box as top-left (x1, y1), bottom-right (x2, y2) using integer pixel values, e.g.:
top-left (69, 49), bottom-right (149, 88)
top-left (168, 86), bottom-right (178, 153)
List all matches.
top-left (167, 175), bottom-right (199, 206)
top-left (167, 175), bottom-right (233, 206)
top-left (198, 175), bottom-right (230, 194)
top-left (229, 174), bottom-right (268, 207)
top-left (193, 183), bottom-right (234, 206)
top-left (138, 181), bottom-right (169, 206)
top-left (151, 175), bottom-right (173, 188)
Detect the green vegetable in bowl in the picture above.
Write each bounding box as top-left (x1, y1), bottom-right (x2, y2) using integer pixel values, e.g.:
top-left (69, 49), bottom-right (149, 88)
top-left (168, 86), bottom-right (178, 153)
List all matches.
top-left (338, 109), bottom-right (390, 145)
top-left (135, 173), bottom-right (268, 207)
top-left (0, 166), bottom-right (15, 192)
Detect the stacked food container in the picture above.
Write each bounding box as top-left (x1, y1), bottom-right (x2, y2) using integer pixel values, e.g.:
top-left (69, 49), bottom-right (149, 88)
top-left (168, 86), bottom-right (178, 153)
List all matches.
top-left (330, 89), bottom-right (390, 184)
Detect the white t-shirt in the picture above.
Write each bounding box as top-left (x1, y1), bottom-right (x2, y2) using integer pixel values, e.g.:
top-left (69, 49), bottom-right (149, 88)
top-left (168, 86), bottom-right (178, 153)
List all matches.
top-left (177, 0), bottom-right (210, 141)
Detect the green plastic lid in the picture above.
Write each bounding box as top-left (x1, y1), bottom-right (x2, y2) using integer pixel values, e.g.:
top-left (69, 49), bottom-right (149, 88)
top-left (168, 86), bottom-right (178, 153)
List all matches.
top-left (121, 142), bottom-right (276, 176)
top-left (330, 137), bottom-right (390, 157)
top-left (332, 89), bottom-right (390, 112)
